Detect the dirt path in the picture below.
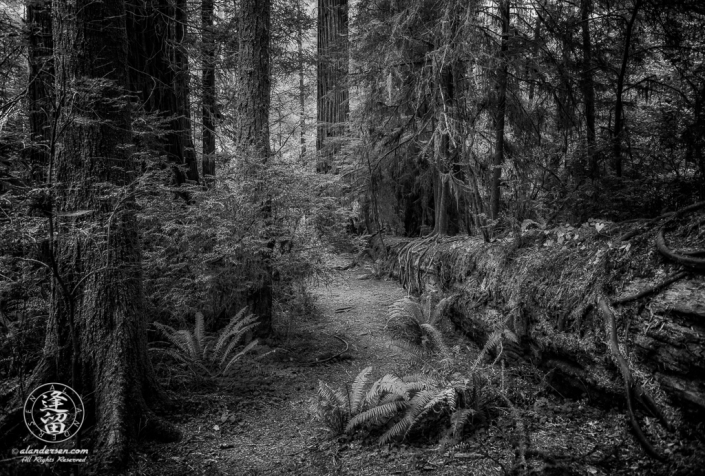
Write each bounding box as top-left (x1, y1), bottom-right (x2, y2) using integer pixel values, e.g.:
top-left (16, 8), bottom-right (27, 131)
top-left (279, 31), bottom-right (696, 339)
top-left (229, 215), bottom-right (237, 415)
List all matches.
top-left (132, 256), bottom-right (458, 476)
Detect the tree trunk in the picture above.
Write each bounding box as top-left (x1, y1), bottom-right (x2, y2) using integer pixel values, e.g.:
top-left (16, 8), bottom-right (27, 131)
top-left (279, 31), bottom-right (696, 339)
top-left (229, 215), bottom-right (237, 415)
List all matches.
top-left (26, 0), bottom-right (53, 182)
top-left (237, 0), bottom-right (273, 338)
top-left (490, 0), bottom-right (510, 220)
top-left (581, 0), bottom-right (597, 179)
top-left (126, 0), bottom-right (199, 186)
top-left (613, 0), bottom-right (641, 178)
top-left (202, 0), bottom-right (217, 183)
top-left (298, 0), bottom-right (307, 160)
top-left (316, 0), bottom-right (348, 173)
top-left (44, 0), bottom-right (179, 469)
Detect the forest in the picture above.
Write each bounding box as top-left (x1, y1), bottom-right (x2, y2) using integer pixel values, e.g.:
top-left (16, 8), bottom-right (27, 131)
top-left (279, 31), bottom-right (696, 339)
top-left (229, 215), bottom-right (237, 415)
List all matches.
top-left (0, 0), bottom-right (704, 475)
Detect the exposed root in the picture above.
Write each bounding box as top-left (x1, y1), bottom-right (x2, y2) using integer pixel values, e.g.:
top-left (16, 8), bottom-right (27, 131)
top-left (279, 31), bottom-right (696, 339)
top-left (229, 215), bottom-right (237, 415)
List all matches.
top-left (611, 271), bottom-right (688, 305)
top-left (656, 228), bottom-right (705, 271)
top-left (597, 296), bottom-right (668, 461)
top-left (306, 334), bottom-right (349, 366)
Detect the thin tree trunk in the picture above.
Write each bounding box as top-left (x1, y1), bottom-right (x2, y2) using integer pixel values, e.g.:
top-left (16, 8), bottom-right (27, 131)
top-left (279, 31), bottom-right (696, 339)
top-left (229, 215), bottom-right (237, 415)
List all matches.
top-left (202, 0), bottom-right (216, 183)
top-left (316, 0), bottom-right (348, 173)
top-left (490, 0), bottom-right (510, 220)
top-left (613, 0), bottom-right (641, 178)
top-left (175, 0), bottom-right (199, 182)
top-left (298, 0), bottom-right (307, 160)
top-left (581, 0), bottom-right (597, 179)
top-left (43, 0), bottom-right (179, 469)
top-left (237, 0), bottom-right (273, 338)
top-left (26, 0), bottom-right (53, 183)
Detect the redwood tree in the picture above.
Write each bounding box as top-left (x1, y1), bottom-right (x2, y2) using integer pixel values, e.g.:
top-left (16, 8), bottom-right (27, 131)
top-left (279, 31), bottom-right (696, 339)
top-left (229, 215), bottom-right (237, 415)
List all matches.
top-left (236, 0), bottom-right (273, 337)
top-left (34, 0), bottom-right (178, 468)
top-left (316, 0), bottom-right (349, 172)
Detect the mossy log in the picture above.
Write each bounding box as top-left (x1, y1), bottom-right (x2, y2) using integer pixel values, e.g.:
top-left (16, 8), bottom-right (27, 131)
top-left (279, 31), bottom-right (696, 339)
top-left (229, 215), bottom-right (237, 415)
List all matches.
top-left (378, 219), bottom-right (705, 431)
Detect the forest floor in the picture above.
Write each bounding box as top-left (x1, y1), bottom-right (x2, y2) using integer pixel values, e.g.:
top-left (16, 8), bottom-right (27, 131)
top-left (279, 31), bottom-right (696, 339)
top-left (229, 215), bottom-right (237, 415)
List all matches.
top-left (128, 254), bottom-right (696, 476)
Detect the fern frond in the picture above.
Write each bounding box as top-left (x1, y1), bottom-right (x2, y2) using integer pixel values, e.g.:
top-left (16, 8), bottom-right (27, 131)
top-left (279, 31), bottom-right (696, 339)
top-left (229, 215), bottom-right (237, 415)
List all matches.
top-left (345, 401), bottom-right (408, 433)
top-left (152, 322), bottom-right (190, 356)
top-left (177, 329), bottom-right (200, 361)
top-left (217, 321), bottom-right (259, 367)
top-left (472, 329), bottom-right (504, 370)
top-left (451, 408), bottom-right (477, 437)
top-left (350, 366), bottom-right (373, 414)
top-left (378, 388), bottom-right (437, 444)
top-left (213, 313), bottom-right (258, 358)
top-left (419, 323), bottom-right (450, 357)
top-left (365, 374), bottom-right (405, 407)
top-left (194, 312), bottom-right (206, 352)
top-left (213, 307), bottom-right (252, 353)
top-left (220, 339), bottom-right (258, 376)
top-left (318, 381), bottom-right (346, 407)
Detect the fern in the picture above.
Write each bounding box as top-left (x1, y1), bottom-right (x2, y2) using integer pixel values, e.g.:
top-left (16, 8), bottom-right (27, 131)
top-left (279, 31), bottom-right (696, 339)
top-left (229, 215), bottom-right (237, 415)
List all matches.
top-left (387, 297), bottom-right (451, 359)
top-left (150, 306), bottom-right (260, 380)
top-left (472, 328), bottom-right (518, 370)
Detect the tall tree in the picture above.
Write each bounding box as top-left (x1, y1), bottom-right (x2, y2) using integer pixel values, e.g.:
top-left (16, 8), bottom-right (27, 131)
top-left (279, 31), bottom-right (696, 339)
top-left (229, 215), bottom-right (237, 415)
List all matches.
top-left (126, 0), bottom-right (199, 185)
top-left (35, 0), bottom-right (178, 468)
top-left (236, 0), bottom-right (273, 337)
top-left (613, 0), bottom-right (642, 177)
top-left (580, 0), bottom-right (597, 178)
top-left (490, 0), bottom-right (510, 220)
top-left (202, 0), bottom-right (217, 181)
top-left (316, 0), bottom-right (348, 172)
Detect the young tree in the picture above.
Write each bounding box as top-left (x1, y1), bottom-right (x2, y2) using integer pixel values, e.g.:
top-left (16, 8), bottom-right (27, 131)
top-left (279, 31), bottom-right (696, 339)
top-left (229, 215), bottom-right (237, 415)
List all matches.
top-left (21, 0), bottom-right (179, 468)
top-left (316, 0), bottom-right (348, 172)
top-left (236, 0), bottom-right (273, 337)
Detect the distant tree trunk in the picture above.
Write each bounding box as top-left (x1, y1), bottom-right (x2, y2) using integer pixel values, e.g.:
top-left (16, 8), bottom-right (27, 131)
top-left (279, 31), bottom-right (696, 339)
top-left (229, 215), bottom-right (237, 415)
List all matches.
top-left (237, 0), bottom-right (273, 338)
top-left (126, 0), bottom-right (199, 186)
top-left (613, 0), bottom-right (641, 178)
top-left (174, 0), bottom-right (199, 182)
top-left (490, 0), bottom-right (510, 220)
top-left (298, 0), bottom-right (307, 160)
top-left (528, 17), bottom-right (540, 102)
top-left (581, 0), bottom-right (597, 179)
top-left (41, 0), bottom-right (179, 469)
top-left (202, 0), bottom-right (216, 182)
top-left (316, 0), bottom-right (348, 173)
top-left (26, 0), bottom-right (53, 182)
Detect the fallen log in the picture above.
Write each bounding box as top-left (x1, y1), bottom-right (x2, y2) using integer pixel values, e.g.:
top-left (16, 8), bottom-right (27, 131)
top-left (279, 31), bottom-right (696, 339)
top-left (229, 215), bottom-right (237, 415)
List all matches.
top-left (379, 209), bottom-right (705, 456)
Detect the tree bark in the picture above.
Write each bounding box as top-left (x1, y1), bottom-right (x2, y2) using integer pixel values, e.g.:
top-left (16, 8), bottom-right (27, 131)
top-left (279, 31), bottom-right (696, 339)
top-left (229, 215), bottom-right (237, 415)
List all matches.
top-left (581, 0), bottom-right (597, 179)
top-left (45, 0), bottom-right (179, 469)
top-left (237, 0), bottom-right (273, 338)
top-left (26, 0), bottom-right (53, 182)
top-left (202, 0), bottom-right (217, 183)
top-left (490, 0), bottom-right (510, 220)
top-left (316, 0), bottom-right (349, 173)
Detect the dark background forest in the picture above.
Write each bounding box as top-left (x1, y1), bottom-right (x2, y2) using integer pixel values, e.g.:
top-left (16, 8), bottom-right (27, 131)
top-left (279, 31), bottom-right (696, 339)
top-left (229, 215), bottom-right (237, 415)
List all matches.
top-left (0, 0), bottom-right (704, 475)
